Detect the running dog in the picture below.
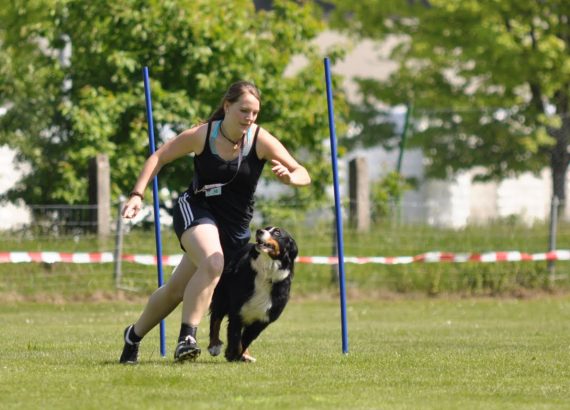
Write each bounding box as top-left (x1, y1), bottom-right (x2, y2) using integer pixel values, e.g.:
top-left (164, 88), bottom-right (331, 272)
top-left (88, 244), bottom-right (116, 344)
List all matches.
top-left (208, 226), bottom-right (298, 362)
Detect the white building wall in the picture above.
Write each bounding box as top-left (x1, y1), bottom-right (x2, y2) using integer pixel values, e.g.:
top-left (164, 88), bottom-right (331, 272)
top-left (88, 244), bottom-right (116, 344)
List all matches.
top-left (342, 147), bottom-right (566, 228)
top-left (469, 174), bottom-right (499, 222)
top-left (0, 146), bottom-right (31, 230)
top-left (495, 170), bottom-right (551, 224)
top-left (423, 169), bottom-right (562, 228)
top-left (423, 173), bottom-right (471, 228)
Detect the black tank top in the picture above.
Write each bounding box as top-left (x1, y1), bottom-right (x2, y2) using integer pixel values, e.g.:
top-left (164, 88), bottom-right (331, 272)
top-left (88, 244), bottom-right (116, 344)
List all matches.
top-left (191, 120), bottom-right (266, 238)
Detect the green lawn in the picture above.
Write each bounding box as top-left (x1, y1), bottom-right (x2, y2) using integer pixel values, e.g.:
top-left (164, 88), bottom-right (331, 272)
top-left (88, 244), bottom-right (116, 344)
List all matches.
top-left (1, 297), bottom-right (569, 409)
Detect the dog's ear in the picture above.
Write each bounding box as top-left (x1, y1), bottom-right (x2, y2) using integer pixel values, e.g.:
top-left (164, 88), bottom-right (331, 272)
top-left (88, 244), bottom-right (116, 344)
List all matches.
top-left (288, 237), bottom-right (298, 262)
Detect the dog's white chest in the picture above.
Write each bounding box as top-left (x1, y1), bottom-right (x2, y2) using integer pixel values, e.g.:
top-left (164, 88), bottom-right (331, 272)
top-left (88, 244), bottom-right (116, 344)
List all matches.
top-left (240, 256), bottom-right (289, 324)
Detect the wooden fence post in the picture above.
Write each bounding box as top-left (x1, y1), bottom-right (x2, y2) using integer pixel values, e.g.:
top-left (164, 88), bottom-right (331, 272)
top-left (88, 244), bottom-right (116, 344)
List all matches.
top-left (113, 198), bottom-right (125, 287)
top-left (348, 157), bottom-right (370, 232)
top-left (89, 154), bottom-right (111, 236)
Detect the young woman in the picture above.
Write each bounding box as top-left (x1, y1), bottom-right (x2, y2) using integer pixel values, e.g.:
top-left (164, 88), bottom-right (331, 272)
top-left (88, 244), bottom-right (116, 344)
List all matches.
top-left (119, 81), bottom-right (310, 363)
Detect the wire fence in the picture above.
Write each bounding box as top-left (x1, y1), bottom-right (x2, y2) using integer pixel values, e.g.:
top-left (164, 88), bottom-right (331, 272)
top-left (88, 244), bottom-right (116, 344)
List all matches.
top-left (25, 204), bottom-right (99, 236)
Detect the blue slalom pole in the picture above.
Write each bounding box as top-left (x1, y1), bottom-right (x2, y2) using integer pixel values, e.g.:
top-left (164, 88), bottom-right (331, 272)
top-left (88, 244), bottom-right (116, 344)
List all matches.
top-left (142, 66), bottom-right (166, 357)
top-left (324, 57), bottom-right (349, 354)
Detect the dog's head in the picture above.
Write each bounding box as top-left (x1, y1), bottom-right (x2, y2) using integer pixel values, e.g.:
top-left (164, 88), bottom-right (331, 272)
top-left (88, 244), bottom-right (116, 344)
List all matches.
top-left (255, 226), bottom-right (298, 266)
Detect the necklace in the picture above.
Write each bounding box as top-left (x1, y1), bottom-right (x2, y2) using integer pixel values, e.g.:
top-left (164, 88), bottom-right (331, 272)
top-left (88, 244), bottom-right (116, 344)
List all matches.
top-left (220, 121), bottom-right (243, 150)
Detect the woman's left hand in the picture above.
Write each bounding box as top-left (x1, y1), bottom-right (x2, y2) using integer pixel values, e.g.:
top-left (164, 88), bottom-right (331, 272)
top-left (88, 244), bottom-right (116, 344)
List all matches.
top-left (271, 159), bottom-right (292, 185)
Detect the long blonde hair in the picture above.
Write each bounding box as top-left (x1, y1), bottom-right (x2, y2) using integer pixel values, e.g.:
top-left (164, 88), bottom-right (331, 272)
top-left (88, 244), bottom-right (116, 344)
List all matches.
top-left (207, 81), bottom-right (261, 122)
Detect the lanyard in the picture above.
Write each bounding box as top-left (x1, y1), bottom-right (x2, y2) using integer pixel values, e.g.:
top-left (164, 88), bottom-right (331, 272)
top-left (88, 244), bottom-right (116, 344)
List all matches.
top-left (193, 146), bottom-right (243, 195)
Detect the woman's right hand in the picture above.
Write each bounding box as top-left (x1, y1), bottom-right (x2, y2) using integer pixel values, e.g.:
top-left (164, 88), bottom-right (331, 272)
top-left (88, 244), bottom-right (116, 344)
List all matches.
top-left (122, 196), bottom-right (142, 219)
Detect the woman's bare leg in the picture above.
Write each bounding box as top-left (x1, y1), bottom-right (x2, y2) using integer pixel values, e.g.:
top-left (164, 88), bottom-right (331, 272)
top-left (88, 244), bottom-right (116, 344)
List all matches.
top-left (132, 253), bottom-right (197, 337)
top-left (179, 223), bottom-right (224, 327)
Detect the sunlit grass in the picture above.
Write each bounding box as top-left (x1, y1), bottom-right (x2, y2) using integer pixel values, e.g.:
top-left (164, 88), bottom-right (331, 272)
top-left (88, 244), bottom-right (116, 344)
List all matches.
top-left (1, 297), bottom-right (569, 409)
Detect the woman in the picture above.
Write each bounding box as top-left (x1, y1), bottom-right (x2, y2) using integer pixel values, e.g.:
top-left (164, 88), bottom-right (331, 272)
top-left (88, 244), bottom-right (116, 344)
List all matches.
top-left (119, 81), bottom-right (311, 363)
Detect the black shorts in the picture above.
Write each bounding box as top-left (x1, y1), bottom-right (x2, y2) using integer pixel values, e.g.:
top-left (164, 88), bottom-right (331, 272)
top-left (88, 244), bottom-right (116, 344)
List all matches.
top-left (172, 192), bottom-right (249, 264)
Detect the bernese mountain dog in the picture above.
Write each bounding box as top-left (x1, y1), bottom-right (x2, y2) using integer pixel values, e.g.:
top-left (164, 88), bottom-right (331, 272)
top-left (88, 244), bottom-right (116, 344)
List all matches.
top-left (207, 226), bottom-right (298, 362)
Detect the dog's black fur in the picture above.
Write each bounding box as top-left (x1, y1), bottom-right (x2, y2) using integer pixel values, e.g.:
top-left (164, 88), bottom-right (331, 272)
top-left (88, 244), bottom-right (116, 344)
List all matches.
top-left (208, 226), bottom-right (298, 362)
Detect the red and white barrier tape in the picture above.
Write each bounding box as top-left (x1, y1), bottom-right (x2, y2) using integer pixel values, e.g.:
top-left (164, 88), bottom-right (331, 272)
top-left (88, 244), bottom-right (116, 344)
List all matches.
top-left (298, 250), bottom-right (570, 264)
top-left (1, 250), bottom-right (569, 266)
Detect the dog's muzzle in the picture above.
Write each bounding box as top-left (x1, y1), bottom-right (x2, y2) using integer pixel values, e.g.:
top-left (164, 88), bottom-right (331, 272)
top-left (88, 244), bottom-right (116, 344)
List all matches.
top-left (255, 229), bottom-right (278, 254)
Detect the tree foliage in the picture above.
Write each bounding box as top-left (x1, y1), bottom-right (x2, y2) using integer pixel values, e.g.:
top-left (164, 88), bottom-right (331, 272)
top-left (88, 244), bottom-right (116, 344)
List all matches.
top-left (0, 0), bottom-right (348, 205)
top-left (331, 0), bottom-right (570, 207)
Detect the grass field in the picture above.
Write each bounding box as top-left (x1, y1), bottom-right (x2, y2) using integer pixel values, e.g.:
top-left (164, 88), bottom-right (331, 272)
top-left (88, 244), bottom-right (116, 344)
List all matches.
top-left (2, 296), bottom-right (569, 409)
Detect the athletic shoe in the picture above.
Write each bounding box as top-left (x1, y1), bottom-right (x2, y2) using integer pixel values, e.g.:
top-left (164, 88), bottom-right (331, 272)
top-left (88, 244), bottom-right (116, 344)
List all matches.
top-left (119, 325), bottom-right (139, 364)
top-left (174, 335), bottom-right (201, 362)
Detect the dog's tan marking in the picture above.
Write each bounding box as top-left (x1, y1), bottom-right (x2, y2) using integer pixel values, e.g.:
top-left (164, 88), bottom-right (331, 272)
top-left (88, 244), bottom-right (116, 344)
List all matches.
top-left (266, 237), bottom-right (280, 257)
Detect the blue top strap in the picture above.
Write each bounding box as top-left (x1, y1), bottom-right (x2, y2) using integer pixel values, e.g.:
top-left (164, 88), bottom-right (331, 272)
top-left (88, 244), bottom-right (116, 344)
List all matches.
top-left (210, 120), bottom-right (254, 158)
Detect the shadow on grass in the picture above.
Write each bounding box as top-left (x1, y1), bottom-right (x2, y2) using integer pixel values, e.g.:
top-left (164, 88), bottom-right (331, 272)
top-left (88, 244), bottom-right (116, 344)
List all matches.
top-left (100, 359), bottom-right (236, 367)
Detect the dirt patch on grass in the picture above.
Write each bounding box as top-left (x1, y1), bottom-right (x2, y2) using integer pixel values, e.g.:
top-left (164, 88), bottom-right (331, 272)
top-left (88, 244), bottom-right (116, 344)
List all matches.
top-left (292, 287), bottom-right (570, 302)
top-left (0, 290), bottom-right (148, 304)
top-left (1, 287), bottom-right (569, 305)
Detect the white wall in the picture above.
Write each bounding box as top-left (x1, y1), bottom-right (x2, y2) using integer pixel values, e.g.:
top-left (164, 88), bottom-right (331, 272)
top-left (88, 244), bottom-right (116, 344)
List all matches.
top-left (418, 169), bottom-right (563, 228)
top-left (495, 170), bottom-right (552, 223)
top-left (0, 146), bottom-right (31, 230)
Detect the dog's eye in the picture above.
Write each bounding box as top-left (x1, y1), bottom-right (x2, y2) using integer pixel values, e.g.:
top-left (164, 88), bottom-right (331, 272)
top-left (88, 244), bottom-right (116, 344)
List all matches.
top-left (273, 228), bottom-right (281, 237)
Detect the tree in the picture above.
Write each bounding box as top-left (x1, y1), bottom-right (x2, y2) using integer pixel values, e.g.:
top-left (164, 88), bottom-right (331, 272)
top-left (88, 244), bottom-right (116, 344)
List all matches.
top-left (0, 0), bottom-right (348, 206)
top-left (331, 0), bottom-right (570, 215)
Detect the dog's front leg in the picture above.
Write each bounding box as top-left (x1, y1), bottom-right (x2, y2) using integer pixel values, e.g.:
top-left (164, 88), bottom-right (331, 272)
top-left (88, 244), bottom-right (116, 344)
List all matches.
top-left (225, 313), bottom-right (244, 361)
top-left (239, 322), bottom-right (269, 362)
top-left (241, 321), bottom-right (269, 353)
top-left (208, 317), bottom-right (223, 356)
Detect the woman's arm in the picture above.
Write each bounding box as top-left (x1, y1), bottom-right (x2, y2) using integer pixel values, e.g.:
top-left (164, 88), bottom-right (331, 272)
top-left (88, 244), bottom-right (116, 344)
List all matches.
top-left (122, 124), bottom-right (206, 218)
top-left (256, 128), bottom-right (311, 187)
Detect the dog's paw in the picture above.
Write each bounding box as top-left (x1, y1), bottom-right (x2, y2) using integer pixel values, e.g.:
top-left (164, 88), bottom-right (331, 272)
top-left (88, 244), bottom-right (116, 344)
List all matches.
top-left (208, 343), bottom-right (223, 357)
